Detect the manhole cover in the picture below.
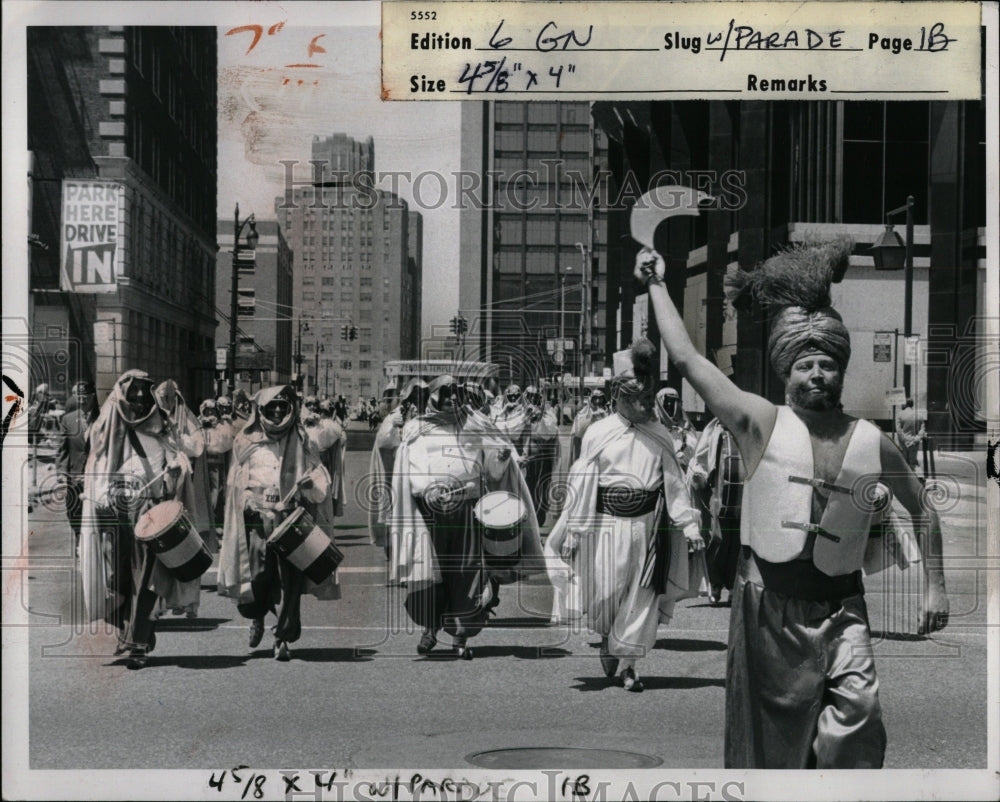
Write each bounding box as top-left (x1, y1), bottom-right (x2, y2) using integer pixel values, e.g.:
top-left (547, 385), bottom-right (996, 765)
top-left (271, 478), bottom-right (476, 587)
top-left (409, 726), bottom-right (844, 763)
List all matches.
top-left (466, 747), bottom-right (662, 769)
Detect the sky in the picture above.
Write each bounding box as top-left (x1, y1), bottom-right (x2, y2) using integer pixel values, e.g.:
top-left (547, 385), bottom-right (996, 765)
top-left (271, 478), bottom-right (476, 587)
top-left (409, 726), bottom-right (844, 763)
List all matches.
top-left (216, 8), bottom-right (463, 338)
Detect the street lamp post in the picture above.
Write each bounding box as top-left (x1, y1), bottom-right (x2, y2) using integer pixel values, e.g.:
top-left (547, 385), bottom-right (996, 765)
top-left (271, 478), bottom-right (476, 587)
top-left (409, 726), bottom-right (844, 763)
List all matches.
top-left (869, 195), bottom-right (915, 398)
top-left (294, 317), bottom-right (304, 392)
top-left (575, 241), bottom-right (589, 386)
top-left (228, 203), bottom-right (259, 397)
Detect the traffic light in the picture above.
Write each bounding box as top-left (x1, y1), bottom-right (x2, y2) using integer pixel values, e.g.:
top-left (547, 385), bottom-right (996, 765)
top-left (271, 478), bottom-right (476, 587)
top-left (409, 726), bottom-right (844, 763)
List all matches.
top-left (449, 317), bottom-right (458, 334)
top-left (349, 326), bottom-right (358, 341)
top-left (341, 325), bottom-right (349, 341)
top-left (458, 316), bottom-right (468, 335)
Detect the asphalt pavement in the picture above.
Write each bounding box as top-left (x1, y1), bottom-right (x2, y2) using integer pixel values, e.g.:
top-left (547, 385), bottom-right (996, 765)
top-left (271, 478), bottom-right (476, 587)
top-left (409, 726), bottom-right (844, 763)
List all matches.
top-left (18, 429), bottom-right (991, 771)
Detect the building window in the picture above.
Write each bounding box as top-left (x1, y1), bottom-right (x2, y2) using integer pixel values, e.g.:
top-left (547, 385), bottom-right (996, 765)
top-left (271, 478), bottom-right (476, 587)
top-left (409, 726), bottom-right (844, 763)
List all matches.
top-left (839, 102), bottom-right (929, 225)
top-left (359, 360), bottom-right (371, 370)
top-left (340, 360), bottom-right (352, 370)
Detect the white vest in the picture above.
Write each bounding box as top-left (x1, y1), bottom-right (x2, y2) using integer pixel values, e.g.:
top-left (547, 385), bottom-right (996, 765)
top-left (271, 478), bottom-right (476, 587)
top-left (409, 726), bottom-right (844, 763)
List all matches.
top-left (741, 406), bottom-right (882, 576)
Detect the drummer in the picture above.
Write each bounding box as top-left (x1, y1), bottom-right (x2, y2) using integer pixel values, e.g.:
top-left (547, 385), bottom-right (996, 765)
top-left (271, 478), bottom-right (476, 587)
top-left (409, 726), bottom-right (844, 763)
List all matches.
top-left (77, 369), bottom-right (192, 669)
top-left (218, 385), bottom-right (339, 662)
top-left (389, 375), bottom-right (543, 659)
top-left (152, 379), bottom-right (213, 620)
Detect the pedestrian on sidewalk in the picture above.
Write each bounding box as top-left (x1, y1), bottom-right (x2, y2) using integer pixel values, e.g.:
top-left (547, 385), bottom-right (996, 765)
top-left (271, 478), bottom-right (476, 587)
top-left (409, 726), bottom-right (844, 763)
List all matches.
top-left (217, 385), bottom-right (340, 662)
top-left (544, 340), bottom-right (703, 692)
top-left (636, 238), bottom-right (949, 767)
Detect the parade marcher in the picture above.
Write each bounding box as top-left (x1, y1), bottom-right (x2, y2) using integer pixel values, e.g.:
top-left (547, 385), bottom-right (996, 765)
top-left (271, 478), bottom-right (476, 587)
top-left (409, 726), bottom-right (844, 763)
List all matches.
top-left (230, 390), bottom-right (253, 435)
top-left (389, 375), bottom-right (543, 660)
top-left (520, 385), bottom-right (561, 527)
top-left (216, 395), bottom-right (234, 423)
top-left (151, 380), bottom-right (214, 619)
top-left (199, 399), bottom-right (235, 532)
top-left (303, 397), bottom-right (347, 517)
top-left (570, 388), bottom-right (609, 462)
top-left (368, 379), bottom-right (428, 556)
top-left (654, 387), bottom-right (699, 473)
top-left (57, 381), bottom-right (99, 555)
top-left (636, 239), bottom-right (949, 767)
top-left (78, 369), bottom-right (194, 669)
top-left (688, 417), bottom-right (744, 604)
top-left (544, 340), bottom-right (702, 692)
top-left (218, 385), bottom-right (340, 661)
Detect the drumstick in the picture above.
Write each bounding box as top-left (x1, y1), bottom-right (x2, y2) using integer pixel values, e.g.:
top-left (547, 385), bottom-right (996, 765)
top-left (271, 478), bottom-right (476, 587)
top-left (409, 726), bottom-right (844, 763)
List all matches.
top-left (135, 467), bottom-right (172, 496)
top-left (279, 475), bottom-right (314, 507)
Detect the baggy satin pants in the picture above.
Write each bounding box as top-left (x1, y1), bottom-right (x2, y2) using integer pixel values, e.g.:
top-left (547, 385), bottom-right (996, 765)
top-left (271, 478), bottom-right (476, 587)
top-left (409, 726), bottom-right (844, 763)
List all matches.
top-left (724, 573), bottom-right (887, 768)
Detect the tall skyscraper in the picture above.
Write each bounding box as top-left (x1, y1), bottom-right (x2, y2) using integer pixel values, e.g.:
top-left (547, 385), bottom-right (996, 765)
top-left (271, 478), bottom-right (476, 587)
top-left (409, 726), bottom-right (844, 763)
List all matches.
top-left (277, 134), bottom-right (421, 401)
top-left (28, 27), bottom-right (218, 401)
top-left (459, 101), bottom-right (609, 389)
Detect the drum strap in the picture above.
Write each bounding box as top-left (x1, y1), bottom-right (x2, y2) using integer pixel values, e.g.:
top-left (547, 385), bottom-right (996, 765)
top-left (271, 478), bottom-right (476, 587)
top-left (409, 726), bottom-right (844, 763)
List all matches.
top-left (125, 426), bottom-right (157, 488)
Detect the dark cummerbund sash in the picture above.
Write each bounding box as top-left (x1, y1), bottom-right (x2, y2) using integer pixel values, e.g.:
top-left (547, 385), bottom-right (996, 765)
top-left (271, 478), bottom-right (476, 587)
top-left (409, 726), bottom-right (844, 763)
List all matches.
top-left (597, 486), bottom-right (661, 518)
top-left (739, 546), bottom-right (863, 602)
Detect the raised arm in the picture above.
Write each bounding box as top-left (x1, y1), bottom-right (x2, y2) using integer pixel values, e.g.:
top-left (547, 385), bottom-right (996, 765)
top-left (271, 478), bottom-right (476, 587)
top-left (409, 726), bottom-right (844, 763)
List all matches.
top-left (878, 435), bottom-right (949, 635)
top-left (636, 248), bottom-right (775, 471)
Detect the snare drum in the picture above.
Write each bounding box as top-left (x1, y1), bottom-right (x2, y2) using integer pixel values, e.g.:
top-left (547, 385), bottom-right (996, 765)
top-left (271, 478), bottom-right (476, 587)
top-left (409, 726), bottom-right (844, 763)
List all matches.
top-left (474, 491), bottom-right (526, 569)
top-left (134, 500), bottom-right (213, 582)
top-left (266, 507), bottom-right (344, 584)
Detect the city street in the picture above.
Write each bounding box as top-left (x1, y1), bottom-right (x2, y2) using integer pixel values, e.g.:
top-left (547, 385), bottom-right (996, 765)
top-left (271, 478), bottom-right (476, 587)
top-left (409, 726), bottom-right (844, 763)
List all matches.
top-left (21, 429), bottom-right (990, 771)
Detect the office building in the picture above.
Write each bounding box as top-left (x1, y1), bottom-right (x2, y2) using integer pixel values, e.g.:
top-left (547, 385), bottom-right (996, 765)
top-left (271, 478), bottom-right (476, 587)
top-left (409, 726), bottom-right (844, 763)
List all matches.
top-left (591, 98), bottom-right (988, 442)
top-left (28, 26), bottom-right (218, 401)
top-left (459, 101), bottom-right (610, 389)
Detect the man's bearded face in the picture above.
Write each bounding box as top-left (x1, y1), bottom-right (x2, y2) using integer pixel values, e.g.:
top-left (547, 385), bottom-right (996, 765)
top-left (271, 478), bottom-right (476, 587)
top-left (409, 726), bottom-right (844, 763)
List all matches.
top-left (125, 381), bottom-right (154, 418)
top-left (786, 352), bottom-right (844, 411)
top-left (616, 384), bottom-right (655, 425)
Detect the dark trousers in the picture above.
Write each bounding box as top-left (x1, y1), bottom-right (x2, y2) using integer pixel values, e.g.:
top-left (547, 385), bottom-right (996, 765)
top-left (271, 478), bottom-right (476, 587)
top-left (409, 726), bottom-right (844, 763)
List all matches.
top-left (237, 510), bottom-right (306, 643)
top-left (525, 443), bottom-right (557, 527)
top-left (405, 499), bottom-right (487, 640)
top-left (100, 509), bottom-right (158, 651)
top-left (705, 515), bottom-right (741, 591)
top-left (65, 477), bottom-right (85, 544)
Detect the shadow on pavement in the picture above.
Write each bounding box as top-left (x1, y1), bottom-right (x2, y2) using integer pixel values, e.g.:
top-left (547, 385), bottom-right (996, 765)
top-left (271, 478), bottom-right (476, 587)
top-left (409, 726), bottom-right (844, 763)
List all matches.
top-left (153, 617), bottom-right (230, 631)
top-left (281, 647), bottom-right (377, 663)
top-left (485, 616), bottom-right (553, 628)
top-left (571, 675), bottom-right (725, 692)
top-left (104, 654), bottom-right (251, 670)
top-left (415, 645), bottom-right (572, 660)
top-left (653, 637), bottom-right (728, 652)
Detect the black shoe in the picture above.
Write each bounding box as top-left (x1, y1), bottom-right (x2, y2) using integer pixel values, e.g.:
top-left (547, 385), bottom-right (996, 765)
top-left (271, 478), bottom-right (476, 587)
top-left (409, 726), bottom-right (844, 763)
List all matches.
top-left (599, 637), bottom-right (619, 678)
top-left (485, 577), bottom-right (502, 617)
top-left (453, 638), bottom-right (473, 661)
top-left (147, 631), bottom-right (156, 654)
top-left (417, 629), bottom-right (438, 654)
top-left (248, 618), bottom-right (264, 649)
top-left (620, 667), bottom-right (644, 692)
top-left (126, 649), bottom-right (147, 670)
top-left (274, 640), bottom-right (291, 662)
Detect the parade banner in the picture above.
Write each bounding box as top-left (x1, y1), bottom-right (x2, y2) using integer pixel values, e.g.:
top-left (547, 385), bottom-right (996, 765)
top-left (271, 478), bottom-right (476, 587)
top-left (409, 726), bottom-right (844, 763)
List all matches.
top-left (59, 180), bottom-right (123, 293)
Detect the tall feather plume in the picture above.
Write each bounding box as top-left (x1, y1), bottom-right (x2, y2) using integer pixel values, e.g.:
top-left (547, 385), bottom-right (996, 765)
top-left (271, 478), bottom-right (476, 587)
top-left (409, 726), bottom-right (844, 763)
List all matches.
top-left (724, 235), bottom-right (853, 313)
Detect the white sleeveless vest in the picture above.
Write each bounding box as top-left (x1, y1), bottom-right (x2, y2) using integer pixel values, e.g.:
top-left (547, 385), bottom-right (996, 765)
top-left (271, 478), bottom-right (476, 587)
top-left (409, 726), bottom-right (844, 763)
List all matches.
top-left (741, 406), bottom-right (882, 576)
